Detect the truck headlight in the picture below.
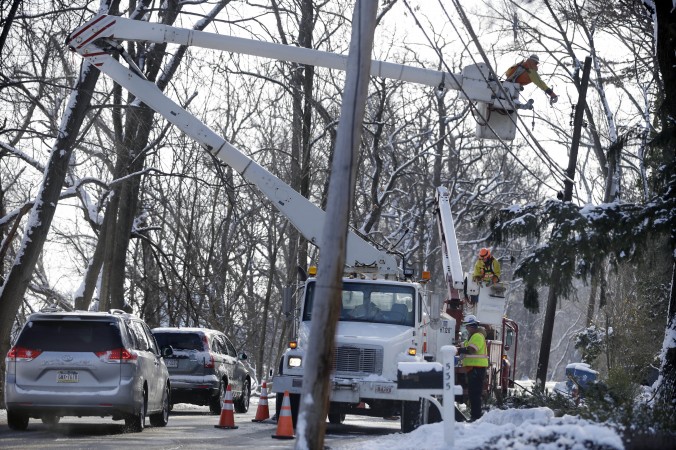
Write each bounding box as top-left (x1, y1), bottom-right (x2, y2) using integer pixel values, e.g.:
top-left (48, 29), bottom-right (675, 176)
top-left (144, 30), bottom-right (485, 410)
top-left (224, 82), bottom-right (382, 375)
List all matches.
top-left (288, 356), bottom-right (302, 368)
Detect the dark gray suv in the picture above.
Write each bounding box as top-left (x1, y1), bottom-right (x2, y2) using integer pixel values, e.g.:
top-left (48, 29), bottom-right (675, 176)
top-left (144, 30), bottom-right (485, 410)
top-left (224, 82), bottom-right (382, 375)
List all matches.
top-left (152, 327), bottom-right (251, 414)
top-left (4, 309), bottom-right (171, 432)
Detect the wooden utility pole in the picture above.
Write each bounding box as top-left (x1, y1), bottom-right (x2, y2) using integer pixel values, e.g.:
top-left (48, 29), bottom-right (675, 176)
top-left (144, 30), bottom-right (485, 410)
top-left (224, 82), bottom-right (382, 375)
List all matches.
top-left (295, 2), bottom-right (378, 449)
top-left (535, 56), bottom-right (592, 391)
top-left (563, 56), bottom-right (592, 201)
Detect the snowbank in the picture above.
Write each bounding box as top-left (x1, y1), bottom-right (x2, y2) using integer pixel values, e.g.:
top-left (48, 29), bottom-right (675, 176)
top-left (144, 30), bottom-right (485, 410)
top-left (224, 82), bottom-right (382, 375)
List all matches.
top-left (333, 407), bottom-right (624, 450)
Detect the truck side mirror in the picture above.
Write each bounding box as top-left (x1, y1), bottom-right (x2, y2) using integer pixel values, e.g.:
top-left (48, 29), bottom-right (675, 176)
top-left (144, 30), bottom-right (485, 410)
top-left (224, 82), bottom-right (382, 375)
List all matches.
top-left (506, 329), bottom-right (514, 347)
top-left (282, 286), bottom-right (294, 321)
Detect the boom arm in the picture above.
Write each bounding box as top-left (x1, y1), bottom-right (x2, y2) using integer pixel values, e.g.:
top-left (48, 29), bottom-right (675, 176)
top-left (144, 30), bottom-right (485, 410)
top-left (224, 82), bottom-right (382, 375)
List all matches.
top-left (67, 15), bottom-right (399, 274)
top-left (67, 15), bottom-right (525, 109)
top-left (435, 187), bottom-right (465, 298)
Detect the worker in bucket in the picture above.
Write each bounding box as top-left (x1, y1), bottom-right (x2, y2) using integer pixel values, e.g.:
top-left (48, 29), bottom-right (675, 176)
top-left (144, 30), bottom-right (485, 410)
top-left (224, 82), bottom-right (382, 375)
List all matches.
top-left (472, 248), bottom-right (501, 285)
top-left (504, 54), bottom-right (559, 105)
top-left (457, 315), bottom-right (488, 421)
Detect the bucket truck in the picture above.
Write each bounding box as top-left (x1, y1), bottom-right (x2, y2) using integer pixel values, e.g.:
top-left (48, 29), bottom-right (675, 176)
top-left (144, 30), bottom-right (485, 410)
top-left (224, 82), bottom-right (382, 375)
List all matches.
top-left (66, 14), bottom-right (521, 431)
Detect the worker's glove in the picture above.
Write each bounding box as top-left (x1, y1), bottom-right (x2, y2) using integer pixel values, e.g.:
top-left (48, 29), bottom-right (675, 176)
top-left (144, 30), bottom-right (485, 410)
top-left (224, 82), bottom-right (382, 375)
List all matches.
top-left (457, 347), bottom-right (470, 355)
top-left (491, 275), bottom-right (500, 284)
top-left (545, 88), bottom-right (558, 105)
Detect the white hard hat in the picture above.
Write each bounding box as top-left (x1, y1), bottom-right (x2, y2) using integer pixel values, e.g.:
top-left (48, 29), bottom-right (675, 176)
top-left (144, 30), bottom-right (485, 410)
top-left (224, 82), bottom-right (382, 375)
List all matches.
top-left (463, 315), bottom-right (479, 326)
top-left (529, 54), bottom-right (540, 63)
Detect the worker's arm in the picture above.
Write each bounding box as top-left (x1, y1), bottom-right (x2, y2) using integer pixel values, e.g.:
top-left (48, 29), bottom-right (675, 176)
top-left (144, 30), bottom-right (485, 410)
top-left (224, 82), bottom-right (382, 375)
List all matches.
top-left (472, 260), bottom-right (484, 280)
top-left (527, 69), bottom-right (550, 91)
top-left (492, 258), bottom-right (501, 278)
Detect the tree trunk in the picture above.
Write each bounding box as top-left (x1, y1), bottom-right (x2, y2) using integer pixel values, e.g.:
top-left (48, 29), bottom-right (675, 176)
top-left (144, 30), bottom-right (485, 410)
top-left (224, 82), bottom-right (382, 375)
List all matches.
top-left (0, 60), bottom-right (102, 406)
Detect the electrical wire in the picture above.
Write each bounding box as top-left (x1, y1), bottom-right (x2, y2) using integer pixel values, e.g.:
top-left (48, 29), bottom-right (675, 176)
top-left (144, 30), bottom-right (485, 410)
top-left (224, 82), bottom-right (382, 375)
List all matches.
top-left (401, 0), bottom-right (568, 191)
top-left (443, 0), bottom-right (568, 181)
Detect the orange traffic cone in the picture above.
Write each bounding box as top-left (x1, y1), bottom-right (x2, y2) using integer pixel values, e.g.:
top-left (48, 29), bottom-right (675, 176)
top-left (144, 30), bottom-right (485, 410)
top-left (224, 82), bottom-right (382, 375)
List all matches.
top-left (252, 381), bottom-right (270, 422)
top-left (271, 390), bottom-right (295, 439)
top-left (214, 384), bottom-right (238, 429)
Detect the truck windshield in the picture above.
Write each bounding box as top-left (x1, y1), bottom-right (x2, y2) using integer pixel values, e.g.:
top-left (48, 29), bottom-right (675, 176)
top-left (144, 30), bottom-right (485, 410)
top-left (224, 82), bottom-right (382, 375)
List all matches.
top-left (303, 281), bottom-right (415, 326)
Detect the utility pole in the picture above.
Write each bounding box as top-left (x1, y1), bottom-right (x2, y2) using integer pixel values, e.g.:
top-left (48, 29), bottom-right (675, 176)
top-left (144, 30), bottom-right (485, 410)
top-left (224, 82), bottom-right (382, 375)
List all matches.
top-left (296, 2), bottom-right (378, 449)
top-left (535, 56), bottom-right (592, 391)
top-left (563, 56), bottom-right (592, 201)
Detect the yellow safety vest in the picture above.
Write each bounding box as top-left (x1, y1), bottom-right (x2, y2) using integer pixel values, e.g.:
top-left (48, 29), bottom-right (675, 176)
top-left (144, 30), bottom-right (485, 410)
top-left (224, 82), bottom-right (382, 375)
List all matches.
top-left (462, 332), bottom-right (489, 367)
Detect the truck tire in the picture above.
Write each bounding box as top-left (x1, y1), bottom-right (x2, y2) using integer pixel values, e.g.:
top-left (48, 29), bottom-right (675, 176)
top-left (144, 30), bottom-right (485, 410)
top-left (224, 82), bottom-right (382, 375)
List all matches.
top-left (423, 398), bottom-right (442, 424)
top-left (289, 393), bottom-right (300, 428)
top-left (328, 412), bottom-right (346, 424)
top-left (400, 400), bottom-right (421, 433)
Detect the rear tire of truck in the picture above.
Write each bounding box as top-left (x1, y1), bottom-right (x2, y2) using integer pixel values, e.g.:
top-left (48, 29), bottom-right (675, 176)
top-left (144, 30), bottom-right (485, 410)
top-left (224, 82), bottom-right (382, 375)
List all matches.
top-left (328, 412), bottom-right (346, 424)
top-left (400, 400), bottom-right (421, 433)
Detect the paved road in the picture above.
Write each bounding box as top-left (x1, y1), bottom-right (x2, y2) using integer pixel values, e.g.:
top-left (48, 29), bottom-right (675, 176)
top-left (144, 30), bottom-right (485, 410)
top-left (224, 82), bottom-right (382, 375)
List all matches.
top-left (0, 397), bottom-right (401, 449)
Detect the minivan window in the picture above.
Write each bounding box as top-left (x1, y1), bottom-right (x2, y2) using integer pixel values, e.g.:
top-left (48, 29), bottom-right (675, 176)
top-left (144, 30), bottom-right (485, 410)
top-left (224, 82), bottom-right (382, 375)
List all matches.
top-left (129, 321), bottom-right (150, 351)
top-left (140, 323), bottom-right (159, 354)
top-left (16, 320), bottom-right (122, 352)
top-left (153, 332), bottom-right (204, 351)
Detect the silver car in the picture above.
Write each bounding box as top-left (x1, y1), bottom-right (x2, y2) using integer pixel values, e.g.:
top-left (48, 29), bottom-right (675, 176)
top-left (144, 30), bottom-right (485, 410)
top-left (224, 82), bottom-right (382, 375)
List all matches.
top-left (4, 309), bottom-right (171, 432)
top-left (152, 327), bottom-right (251, 414)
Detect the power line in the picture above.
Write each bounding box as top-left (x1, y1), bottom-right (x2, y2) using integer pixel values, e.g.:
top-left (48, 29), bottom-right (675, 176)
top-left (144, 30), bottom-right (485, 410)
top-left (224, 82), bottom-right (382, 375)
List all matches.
top-left (400, 0), bottom-right (568, 192)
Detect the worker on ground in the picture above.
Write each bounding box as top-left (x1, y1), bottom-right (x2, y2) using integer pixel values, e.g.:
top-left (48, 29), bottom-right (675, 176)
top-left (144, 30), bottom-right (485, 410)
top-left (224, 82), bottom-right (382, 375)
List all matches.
top-left (472, 248), bottom-right (501, 285)
top-left (457, 315), bottom-right (488, 421)
top-left (505, 54), bottom-right (558, 104)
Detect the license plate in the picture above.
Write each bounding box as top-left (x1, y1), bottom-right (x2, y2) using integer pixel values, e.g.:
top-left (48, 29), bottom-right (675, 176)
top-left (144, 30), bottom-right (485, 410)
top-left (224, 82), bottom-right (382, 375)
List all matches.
top-left (165, 359), bottom-right (178, 368)
top-left (57, 370), bottom-right (79, 383)
top-left (374, 383), bottom-right (393, 394)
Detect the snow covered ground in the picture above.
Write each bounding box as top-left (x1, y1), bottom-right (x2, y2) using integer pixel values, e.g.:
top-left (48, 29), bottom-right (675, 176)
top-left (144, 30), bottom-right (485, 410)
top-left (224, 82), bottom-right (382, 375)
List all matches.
top-left (332, 407), bottom-right (625, 450)
top-left (1, 401), bottom-right (627, 449)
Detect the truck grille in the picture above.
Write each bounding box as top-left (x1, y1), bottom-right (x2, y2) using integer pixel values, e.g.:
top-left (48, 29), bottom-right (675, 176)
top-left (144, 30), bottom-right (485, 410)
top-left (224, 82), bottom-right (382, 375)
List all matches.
top-left (333, 345), bottom-right (383, 375)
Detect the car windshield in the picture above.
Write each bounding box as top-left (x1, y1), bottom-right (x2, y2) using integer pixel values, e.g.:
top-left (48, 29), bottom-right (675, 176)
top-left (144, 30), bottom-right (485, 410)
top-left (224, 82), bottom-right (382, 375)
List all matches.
top-left (153, 332), bottom-right (204, 351)
top-left (303, 281), bottom-right (415, 326)
top-left (16, 320), bottom-right (122, 352)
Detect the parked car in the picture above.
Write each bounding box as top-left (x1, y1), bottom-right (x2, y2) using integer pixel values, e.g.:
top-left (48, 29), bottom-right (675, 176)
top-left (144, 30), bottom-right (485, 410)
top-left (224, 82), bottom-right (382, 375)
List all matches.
top-left (151, 327), bottom-right (251, 414)
top-left (4, 308), bottom-right (171, 432)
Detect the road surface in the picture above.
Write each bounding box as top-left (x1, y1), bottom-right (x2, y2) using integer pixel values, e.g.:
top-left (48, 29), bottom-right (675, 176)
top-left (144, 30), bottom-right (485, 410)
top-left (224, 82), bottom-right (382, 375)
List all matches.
top-left (0, 396), bottom-right (401, 449)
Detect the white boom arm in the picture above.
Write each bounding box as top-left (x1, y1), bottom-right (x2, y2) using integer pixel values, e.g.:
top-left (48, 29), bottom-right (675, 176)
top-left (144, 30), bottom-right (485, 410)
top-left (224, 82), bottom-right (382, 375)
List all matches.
top-left (435, 187), bottom-right (465, 295)
top-left (66, 15), bottom-right (399, 275)
top-left (67, 15), bottom-right (524, 109)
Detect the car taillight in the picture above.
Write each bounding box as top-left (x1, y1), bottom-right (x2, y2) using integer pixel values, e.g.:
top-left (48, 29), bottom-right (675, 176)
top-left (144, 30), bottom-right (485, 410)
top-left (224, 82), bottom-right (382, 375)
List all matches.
top-left (204, 353), bottom-right (215, 368)
top-left (95, 348), bottom-right (137, 363)
top-left (7, 346), bottom-right (43, 361)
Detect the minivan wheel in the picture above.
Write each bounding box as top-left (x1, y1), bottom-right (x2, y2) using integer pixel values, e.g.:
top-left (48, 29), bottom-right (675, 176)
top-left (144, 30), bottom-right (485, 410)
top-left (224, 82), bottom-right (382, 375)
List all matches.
top-left (209, 382), bottom-right (224, 415)
top-left (125, 392), bottom-right (146, 432)
top-left (7, 410), bottom-right (29, 431)
top-left (234, 380), bottom-right (250, 413)
top-left (150, 385), bottom-right (170, 427)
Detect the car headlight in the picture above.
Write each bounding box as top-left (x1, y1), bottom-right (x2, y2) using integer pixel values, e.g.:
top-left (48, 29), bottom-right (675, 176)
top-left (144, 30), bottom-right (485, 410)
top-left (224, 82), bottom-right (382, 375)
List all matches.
top-left (288, 356), bottom-right (302, 368)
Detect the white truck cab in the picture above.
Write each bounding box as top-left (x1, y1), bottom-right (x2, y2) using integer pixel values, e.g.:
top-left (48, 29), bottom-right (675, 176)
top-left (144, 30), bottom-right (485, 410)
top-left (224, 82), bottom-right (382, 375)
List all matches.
top-left (272, 276), bottom-right (457, 431)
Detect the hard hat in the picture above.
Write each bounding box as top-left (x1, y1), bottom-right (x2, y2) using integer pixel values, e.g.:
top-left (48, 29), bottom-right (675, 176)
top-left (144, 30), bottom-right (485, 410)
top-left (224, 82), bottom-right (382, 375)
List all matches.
top-left (479, 248), bottom-right (491, 258)
top-left (529, 54), bottom-right (540, 63)
top-left (463, 314), bottom-right (479, 326)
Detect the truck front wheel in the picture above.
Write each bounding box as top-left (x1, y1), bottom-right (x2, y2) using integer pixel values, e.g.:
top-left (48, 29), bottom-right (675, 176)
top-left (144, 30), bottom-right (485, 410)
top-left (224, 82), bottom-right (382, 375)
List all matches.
top-left (400, 400), bottom-right (421, 433)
